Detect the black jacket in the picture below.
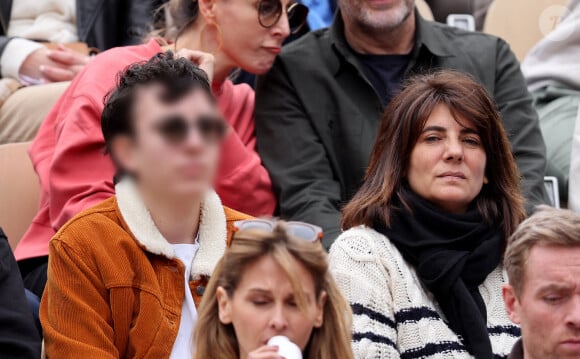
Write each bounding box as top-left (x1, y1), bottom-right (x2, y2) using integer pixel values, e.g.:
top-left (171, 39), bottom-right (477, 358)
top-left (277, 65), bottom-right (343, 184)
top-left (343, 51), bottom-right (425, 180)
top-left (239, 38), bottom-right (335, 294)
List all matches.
top-left (255, 11), bottom-right (549, 248)
top-left (0, 228), bottom-right (40, 358)
top-left (0, 0), bottom-right (159, 75)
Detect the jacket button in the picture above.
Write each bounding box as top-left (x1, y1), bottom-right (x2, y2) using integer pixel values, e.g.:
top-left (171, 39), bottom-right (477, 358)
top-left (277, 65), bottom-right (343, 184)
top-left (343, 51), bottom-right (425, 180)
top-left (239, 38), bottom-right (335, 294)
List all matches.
top-left (196, 286), bottom-right (205, 296)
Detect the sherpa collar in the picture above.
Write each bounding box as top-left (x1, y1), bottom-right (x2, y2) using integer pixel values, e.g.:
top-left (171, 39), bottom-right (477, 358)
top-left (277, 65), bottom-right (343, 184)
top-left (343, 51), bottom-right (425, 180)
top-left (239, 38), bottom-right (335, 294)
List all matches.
top-left (115, 178), bottom-right (227, 277)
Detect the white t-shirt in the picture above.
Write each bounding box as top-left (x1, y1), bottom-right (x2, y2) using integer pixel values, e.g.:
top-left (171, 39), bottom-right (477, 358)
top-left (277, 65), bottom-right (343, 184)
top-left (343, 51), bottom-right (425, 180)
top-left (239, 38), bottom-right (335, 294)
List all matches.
top-left (169, 242), bottom-right (200, 359)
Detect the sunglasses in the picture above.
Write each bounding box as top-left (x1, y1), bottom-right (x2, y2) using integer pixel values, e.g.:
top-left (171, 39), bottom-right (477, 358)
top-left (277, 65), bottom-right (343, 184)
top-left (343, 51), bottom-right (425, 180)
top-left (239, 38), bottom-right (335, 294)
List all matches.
top-left (154, 114), bottom-right (227, 145)
top-left (233, 219), bottom-right (323, 242)
top-left (258, 0), bottom-right (309, 34)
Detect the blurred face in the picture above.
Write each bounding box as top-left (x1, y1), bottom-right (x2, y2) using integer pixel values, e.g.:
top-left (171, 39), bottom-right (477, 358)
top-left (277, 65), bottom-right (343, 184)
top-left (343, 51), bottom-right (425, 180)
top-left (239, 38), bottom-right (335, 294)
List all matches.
top-left (503, 245), bottom-right (580, 359)
top-left (212, 0), bottom-right (302, 75)
top-left (407, 104), bottom-right (487, 214)
top-left (217, 255), bottom-right (326, 359)
top-left (113, 84), bottom-right (223, 199)
top-left (340, 0), bottom-right (414, 31)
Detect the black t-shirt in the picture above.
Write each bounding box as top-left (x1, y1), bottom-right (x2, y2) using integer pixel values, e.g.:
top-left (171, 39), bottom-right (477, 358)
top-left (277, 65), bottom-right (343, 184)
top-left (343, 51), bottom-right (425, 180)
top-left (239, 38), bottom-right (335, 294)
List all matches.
top-left (352, 51), bottom-right (411, 106)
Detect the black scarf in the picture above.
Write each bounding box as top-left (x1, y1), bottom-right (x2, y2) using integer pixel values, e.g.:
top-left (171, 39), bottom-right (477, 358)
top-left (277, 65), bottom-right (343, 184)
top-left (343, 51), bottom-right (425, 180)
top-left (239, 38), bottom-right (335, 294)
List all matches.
top-left (373, 187), bottom-right (503, 358)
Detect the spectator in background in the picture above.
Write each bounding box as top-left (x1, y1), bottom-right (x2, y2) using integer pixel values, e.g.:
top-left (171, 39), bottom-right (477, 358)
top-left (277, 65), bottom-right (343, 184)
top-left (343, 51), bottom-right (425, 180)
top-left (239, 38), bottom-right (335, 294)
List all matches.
top-left (329, 72), bottom-right (524, 358)
top-left (194, 220), bottom-right (353, 359)
top-left (0, 228), bottom-right (40, 359)
top-left (503, 206), bottom-right (580, 359)
top-left (41, 53), bottom-right (251, 358)
top-left (521, 0), bottom-right (580, 203)
top-left (570, 112), bottom-right (580, 212)
top-left (0, 0), bottom-right (160, 143)
top-left (16, 0), bottom-right (307, 304)
top-left (255, 0), bottom-right (548, 248)
top-left (302, 0), bottom-right (336, 30)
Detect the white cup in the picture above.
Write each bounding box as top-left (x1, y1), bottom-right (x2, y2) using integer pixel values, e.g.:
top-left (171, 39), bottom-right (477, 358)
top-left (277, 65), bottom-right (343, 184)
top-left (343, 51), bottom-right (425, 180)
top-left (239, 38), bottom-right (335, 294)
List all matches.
top-left (267, 336), bottom-right (302, 359)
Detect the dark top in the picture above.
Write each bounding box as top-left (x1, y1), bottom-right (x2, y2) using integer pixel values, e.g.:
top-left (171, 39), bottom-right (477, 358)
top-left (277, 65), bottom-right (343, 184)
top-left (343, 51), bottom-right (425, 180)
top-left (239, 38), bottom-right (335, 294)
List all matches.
top-left (352, 50), bottom-right (411, 106)
top-left (0, 228), bottom-right (40, 358)
top-left (254, 9), bottom-right (549, 248)
top-left (508, 339), bottom-right (524, 359)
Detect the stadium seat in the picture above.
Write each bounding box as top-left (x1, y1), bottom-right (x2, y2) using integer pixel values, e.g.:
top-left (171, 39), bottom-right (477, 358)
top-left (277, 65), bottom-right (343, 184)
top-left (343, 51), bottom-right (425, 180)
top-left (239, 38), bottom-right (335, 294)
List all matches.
top-left (483, 0), bottom-right (570, 61)
top-left (0, 142), bottom-right (39, 251)
top-left (417, 0), bottom-right (435, 21)
top-left (425, 0), bottom-right (473, 24)
top-left (544, 176), bottom-right (561, 208)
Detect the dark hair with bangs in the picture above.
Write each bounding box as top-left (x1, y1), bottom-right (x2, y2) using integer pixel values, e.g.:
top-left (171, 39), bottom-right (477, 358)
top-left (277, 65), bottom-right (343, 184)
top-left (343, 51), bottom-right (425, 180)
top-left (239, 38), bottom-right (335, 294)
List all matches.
top-left (101, 51), bottom-right (214, 180)
top-left (341, 70), bottom-right (525, 239)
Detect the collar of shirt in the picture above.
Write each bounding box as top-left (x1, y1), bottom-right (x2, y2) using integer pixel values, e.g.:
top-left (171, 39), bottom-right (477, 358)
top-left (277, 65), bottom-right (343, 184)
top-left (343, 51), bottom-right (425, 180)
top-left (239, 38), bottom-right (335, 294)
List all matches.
top-left (327, 8), bottom-right (455, 76)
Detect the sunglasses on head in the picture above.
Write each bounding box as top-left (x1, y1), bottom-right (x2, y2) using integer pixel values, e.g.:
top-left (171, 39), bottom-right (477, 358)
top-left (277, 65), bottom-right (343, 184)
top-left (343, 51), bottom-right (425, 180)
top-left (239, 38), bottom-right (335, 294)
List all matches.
top-left (257, 0), bottom-right (309, 34)
top-left (233, 219), bottom-right (323, 242)
top-left (154, 114), bottom-right (227, 145)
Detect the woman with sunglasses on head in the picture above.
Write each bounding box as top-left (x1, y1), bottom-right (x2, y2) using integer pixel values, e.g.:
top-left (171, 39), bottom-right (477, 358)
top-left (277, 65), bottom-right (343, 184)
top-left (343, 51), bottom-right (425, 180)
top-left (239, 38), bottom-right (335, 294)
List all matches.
top-left (329, 71), bottom-right (526, 358)
top-left (41, 53), bottom-right (253, 358)
top-left (15, 0), bottom-right (308, 302)
top-left (194, 219), bottom-right (354, 359)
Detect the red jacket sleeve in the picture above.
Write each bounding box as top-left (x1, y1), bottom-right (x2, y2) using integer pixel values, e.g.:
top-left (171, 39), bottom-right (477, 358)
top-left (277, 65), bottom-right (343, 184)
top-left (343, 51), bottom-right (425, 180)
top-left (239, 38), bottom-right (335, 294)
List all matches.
top-left (215, 129), bottom-right (276, 216)
top-left (44, 94), bottom-right (115, 230)
top-left (215, 82), bottom-right (276, 217)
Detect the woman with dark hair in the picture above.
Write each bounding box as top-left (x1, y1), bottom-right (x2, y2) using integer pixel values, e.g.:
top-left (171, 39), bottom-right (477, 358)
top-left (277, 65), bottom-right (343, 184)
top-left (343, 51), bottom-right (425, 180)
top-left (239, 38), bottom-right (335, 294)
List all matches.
top-left (329, 70), bottom-right (525, 359)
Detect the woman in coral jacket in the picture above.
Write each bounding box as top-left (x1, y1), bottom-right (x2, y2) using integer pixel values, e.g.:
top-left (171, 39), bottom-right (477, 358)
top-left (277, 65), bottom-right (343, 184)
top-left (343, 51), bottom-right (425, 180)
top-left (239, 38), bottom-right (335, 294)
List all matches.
top-left (16, 0), bottom-right (308, 300)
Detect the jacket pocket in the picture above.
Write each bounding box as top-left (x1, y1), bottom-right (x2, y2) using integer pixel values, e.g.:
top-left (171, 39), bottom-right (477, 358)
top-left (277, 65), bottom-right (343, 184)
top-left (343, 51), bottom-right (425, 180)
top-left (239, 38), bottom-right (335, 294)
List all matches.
top-left (109, 286), bottom-right (165, 358)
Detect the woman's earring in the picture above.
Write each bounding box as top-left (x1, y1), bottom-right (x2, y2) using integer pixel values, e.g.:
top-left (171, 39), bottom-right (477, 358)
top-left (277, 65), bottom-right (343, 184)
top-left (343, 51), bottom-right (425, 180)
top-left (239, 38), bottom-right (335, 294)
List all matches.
top-left (483, 176), bottom-right (489, 185)
top-left (199, 21), bottom-right (223, 55)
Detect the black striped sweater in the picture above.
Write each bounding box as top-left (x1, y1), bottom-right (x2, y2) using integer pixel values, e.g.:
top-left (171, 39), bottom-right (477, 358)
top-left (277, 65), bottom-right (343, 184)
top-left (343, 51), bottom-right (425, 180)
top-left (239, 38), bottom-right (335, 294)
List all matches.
top-left (329, 226), bottom-right (520, 359)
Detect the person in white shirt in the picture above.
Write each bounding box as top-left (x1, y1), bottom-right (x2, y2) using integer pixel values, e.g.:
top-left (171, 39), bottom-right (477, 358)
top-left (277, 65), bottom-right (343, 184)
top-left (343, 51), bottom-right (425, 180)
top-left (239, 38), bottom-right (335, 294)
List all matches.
top-left (521, 0), bottom-right (580, 204)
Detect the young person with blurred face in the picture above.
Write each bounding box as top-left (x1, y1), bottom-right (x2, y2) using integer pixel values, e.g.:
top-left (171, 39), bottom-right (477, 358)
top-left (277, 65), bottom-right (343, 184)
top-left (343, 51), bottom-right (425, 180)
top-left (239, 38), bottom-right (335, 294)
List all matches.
top-left (194, 220), bottom-right (354, 359)
top-left (40, 53), bottom-right (252, 358)
top-left (329, 71), bottom-right (526, 358)
top-left (16, 0), bottom-right (308, 304)
top-left (255, 0), bottom-right (549, 249)
top-left (503, 207), bottom-right (580, 359)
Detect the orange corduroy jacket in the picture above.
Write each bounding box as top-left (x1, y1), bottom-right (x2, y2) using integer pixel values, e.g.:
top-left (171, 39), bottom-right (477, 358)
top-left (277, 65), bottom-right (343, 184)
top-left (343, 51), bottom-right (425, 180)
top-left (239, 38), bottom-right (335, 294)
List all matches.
top-left (40, 179), bottom-right (251, 358)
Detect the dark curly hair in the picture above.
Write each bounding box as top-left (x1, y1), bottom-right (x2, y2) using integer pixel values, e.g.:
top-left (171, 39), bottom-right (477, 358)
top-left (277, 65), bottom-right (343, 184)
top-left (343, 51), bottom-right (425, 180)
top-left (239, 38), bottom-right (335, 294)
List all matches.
top-left (101, 51), bottom-right (214, 179)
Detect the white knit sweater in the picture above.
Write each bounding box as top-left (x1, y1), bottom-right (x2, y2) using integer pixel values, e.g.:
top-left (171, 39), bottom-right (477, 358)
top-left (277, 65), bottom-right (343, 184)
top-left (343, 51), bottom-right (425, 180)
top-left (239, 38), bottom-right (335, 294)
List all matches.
top-left (329, 226), bottom-right (520, 359)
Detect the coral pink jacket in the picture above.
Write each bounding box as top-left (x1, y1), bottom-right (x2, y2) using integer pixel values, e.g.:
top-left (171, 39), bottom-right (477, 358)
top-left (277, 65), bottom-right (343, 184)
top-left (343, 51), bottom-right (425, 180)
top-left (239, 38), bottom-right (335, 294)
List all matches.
top-left (15, 39), bottom-right (275, 261)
